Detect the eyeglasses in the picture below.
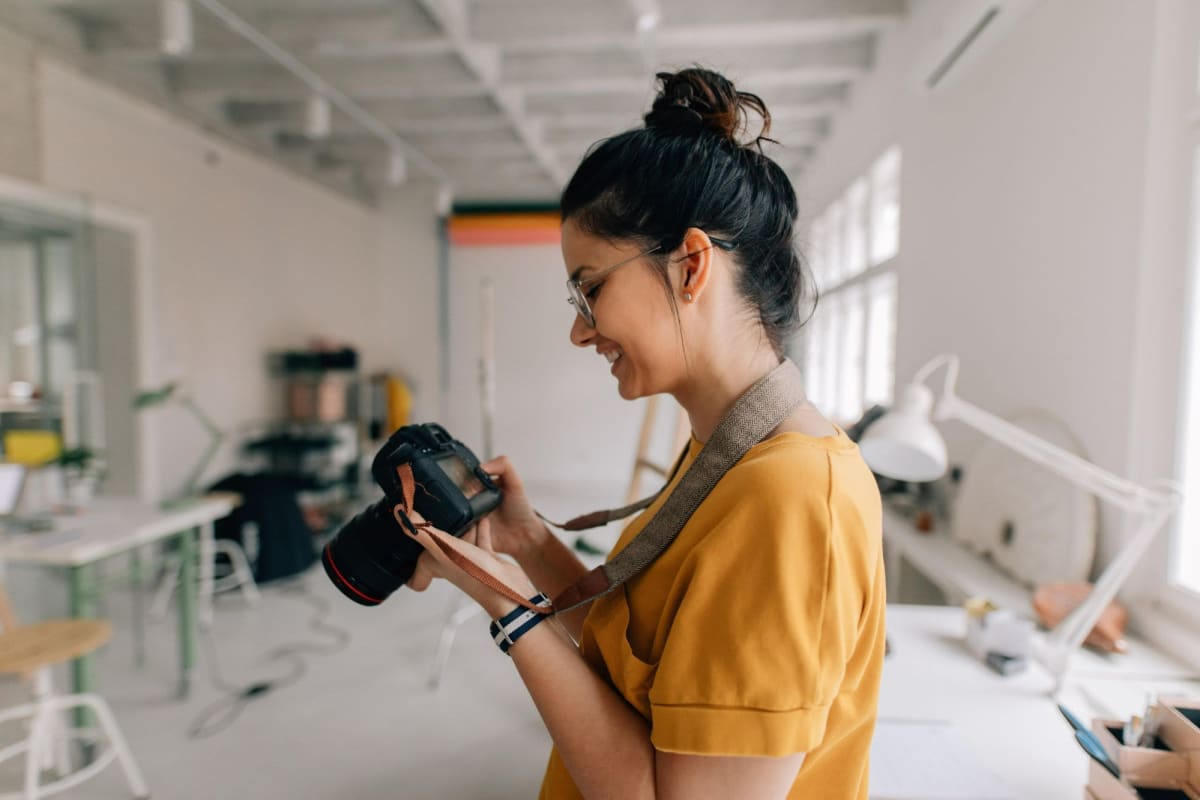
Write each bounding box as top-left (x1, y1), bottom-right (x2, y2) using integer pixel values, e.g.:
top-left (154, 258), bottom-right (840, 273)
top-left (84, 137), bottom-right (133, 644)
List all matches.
top-left (566, 237), bottom-right (736, 328)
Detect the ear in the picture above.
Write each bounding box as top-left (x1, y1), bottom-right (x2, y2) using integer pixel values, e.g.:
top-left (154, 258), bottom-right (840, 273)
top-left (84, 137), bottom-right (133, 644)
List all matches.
top-left (674, 227), bottom-right (716, 304)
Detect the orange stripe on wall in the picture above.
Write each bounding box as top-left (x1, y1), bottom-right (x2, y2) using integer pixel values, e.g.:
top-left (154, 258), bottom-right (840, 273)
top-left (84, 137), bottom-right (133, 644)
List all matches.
top-left (448, 212), bottom-right (561, 246)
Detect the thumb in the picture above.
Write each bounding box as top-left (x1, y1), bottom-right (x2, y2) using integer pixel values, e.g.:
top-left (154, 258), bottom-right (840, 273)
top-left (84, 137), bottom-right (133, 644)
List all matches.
top-left (476, 516), bottom-right (496, 553)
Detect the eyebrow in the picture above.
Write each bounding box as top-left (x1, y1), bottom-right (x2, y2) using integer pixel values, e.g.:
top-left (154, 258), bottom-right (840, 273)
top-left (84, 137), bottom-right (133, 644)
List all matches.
top-left (569, 265), bottom-right (592, 282)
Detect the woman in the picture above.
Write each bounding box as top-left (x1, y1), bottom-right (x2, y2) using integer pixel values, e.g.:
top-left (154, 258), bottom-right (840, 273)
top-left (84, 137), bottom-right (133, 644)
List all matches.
top-left (405, 67), bottom-right (886, 799)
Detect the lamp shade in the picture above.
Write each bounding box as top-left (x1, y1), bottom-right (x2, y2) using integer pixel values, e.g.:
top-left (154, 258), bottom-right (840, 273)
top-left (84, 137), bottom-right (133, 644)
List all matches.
top-left (858, 383), bottom-right (948, 482)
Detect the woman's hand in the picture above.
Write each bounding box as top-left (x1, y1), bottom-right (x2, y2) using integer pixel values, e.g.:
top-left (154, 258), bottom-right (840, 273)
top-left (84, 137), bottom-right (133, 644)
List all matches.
top-left (478, 455), bottom-right (551, 558)
top-left (405, 513), bottom-right (539, 619)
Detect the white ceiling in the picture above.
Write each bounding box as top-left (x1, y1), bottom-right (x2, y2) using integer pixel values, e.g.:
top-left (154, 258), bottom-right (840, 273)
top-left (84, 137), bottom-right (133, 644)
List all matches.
top-left (0, 0), bottom-right (907, 205)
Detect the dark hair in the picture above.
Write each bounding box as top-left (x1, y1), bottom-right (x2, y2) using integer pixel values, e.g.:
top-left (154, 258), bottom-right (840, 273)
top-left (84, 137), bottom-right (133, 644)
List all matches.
top-left (560, 67), bottom-right (814, 357)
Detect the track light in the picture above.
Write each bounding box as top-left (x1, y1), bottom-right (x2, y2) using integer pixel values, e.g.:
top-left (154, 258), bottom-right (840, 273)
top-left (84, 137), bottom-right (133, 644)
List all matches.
top-left (386, 149), bottom-right (408, 186)
top-left (161, 0), bottom-right (194, 57)
top-left (305, 94), bottom-right (332, 140)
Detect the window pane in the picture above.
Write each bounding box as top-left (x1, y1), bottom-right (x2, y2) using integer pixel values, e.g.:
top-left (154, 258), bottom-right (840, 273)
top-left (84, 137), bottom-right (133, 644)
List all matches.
top-left (838, 287), bottom-right (865, 423)
top-left (808, 216), bottom-right (827, 292)
top-left (804, 326), bottom-right (823, 411)
top-left (826, 201), bottom-right (845, 287)
top-left (870, 147), bottom-right (901, 266)
top-left (845, 179), bottom-right (868, 278)
top-left (818, 294), bottom-right (841, 416)
top-left (864, 273), bottom-right (898, 407)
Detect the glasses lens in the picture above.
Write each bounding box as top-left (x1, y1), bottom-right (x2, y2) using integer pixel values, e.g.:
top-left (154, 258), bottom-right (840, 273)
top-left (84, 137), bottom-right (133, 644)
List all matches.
top-left (566, 280), bottom-right (594, 327)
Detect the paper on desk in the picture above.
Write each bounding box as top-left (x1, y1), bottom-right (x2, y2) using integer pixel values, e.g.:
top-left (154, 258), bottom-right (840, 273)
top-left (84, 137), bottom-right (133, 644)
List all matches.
top-left (870, 719), bottom-right (1016, 800)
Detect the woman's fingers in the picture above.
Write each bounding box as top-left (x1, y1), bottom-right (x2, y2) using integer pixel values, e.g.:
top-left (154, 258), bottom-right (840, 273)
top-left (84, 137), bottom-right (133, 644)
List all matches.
top-left (481, 455), bottom-right (523, 491)
top-left (476, 516), bottom-right (495, 552)
top-left (407, 552), bottom-right (435, 592)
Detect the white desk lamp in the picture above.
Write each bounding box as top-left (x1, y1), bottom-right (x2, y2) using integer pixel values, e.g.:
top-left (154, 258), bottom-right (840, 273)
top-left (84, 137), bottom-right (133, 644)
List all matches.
top-left (859, 353), bottom-right (1182, 689)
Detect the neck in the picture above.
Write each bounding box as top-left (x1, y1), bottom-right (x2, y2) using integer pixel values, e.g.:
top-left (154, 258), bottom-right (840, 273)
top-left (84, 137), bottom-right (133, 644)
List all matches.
top-left (674, 347), bottom-right (784, 443)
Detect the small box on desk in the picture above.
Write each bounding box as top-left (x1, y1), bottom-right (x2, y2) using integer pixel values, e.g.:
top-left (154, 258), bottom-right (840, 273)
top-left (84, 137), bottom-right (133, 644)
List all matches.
top-left (1090, 719), bottom-right (1191, 788)
top-left (1088, 761), bottom-right (1199, 799)
top-left (1157, 697), bottom-right (1200, 788)
top-left (1087, 696), bottom-right (1200, 800)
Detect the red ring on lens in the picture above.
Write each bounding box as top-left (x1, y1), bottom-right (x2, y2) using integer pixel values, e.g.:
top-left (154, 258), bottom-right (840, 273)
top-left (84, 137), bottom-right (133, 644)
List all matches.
top-left (322, 544), bottom-right (383, 605)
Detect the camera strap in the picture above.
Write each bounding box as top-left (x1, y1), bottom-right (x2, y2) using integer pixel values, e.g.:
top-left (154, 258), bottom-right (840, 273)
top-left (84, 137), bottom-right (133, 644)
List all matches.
top-left (395, 358), bottom-right (806, 618)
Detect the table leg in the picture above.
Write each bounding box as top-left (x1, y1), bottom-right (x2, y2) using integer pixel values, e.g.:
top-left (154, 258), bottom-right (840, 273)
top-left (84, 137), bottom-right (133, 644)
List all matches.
top-left (68, 564), bottom-right (98, 731)
top-left (176, 526), bottom-right (197, 699)
top-left (198, 521), bottom-right (215, 628)
top-left (129, 548), bottom-right (146, 668)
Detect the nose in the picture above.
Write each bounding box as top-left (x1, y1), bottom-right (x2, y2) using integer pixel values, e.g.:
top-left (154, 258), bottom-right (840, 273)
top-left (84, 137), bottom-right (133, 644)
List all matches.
top-left (569, 310), bottom-right (594, 348)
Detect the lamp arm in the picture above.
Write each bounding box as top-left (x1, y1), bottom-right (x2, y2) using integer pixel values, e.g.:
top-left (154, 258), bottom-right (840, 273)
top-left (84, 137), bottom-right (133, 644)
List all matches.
top-left (937, 393), bottom-right (1172, 513)
top-left (1038, 499), bottom-right (1179, 689)
top-left (180, 395), bottom-right (222, 439)
top-left (912, 353), bottom-right (961, 389)
top-left (176, 395), bottom-right (224, 500)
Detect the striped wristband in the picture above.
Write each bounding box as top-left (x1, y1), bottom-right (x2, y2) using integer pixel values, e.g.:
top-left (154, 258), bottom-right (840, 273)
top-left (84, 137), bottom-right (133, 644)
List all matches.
top-left (489, 593), bottom-right (552, 655)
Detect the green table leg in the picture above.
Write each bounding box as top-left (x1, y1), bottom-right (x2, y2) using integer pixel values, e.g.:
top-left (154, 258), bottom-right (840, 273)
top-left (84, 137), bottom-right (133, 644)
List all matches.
top-left (130, 549), bottom-right (146, 669)
top-left (177, 526), bottom-right (198, 699)
top-left (68, 563), bottom-right (98, 731)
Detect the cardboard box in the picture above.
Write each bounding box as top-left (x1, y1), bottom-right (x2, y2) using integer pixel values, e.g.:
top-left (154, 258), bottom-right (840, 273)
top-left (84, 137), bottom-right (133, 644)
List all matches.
top-left (1157, 697), bottom-right (1200, 789)
top-left (1087, 761), bottom-right (1200, 800)
top-left (1091, 719), bottom-right (1191, 788)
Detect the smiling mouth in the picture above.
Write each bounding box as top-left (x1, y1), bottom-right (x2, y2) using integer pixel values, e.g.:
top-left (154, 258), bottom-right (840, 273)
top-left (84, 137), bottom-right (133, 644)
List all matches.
top-left (604, 349), bottom-right (623, 364)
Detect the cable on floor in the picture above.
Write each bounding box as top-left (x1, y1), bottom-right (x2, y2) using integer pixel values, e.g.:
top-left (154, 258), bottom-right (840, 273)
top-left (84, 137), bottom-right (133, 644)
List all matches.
top-left (187, 575), bottom-right (350, 739)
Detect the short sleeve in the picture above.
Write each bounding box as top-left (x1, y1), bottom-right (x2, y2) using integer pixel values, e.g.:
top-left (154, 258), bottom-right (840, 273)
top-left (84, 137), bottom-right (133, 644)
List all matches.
top-left (645, 455), bottom-right (864, 757)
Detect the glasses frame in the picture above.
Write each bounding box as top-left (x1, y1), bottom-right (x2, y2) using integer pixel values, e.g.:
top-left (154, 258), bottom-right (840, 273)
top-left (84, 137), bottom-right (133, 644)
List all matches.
top-left (566, 236), bottom-right (736, 328)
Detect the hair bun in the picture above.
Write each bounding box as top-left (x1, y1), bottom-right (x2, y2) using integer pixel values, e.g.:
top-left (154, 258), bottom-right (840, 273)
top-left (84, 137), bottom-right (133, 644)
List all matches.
top-left (644, 68), bottom-right (773, 148)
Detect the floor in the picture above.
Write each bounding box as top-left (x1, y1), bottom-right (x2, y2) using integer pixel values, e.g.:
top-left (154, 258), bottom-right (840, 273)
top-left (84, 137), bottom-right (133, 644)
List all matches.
top-left (0, 553), bottom-right (574, 799)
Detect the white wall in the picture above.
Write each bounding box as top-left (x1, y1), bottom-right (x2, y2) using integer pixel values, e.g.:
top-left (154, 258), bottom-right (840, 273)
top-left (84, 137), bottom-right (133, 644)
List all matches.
top-left (798, 0), bottom-right (1177, 585)
top-left (445, 243), bottom-right (646, 519)
top-left (0, 24), bottom-right (37, 181)
top-left (29, 57), bottom-right (441, 499)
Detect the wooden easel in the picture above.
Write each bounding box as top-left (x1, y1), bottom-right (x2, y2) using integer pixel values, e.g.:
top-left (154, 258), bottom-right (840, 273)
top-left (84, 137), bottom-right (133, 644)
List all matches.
top-left (573, 395), bottom-right (691, 556)
top-left (625, 395), bottom-right (692, 504)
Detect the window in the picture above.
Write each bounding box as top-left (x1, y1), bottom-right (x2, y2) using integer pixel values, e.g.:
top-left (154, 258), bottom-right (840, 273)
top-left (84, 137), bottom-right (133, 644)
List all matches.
top-left (802, 148), bottom-right (902, 423)
top-left (864, 272), bottom-right (898, 408)
top-left (844, 179), bottom-right (869, 279)
top-left (871, 146), bottom-right (901, 265)
top-left (1174, 154), bottom-right (1200, 596)
top-left (1168, 23), bottom-right (1200, 606)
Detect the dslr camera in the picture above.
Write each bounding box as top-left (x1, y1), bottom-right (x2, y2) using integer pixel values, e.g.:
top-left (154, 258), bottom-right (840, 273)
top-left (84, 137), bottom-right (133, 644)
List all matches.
top-left (322, 423), bottom-right (502, 606)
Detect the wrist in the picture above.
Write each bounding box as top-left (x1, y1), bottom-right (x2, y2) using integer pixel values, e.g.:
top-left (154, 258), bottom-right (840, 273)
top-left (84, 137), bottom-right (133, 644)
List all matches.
top-left (511, 519), bottom-right (552, 560)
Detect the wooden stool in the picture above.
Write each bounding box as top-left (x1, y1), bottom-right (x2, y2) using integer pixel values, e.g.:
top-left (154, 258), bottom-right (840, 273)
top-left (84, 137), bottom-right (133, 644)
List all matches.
top-left (0, 598), bottom-right (149, 799)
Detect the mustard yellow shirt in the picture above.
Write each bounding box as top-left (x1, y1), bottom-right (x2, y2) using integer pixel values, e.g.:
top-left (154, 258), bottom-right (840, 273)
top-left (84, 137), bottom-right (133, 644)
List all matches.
top-left (539, 427), bottom-right (886, 799)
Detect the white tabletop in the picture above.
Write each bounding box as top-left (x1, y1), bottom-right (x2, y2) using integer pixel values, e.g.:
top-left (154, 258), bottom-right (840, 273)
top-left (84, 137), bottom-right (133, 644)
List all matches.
top-left (0, 495), bottom-right (235, 566)
top-left (877, 604), bottom-right (1200, 799)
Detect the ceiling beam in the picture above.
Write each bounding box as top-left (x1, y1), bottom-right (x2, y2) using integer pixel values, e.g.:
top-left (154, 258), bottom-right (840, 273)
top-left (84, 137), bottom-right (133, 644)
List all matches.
top-left (415, 0), bottom-right (566, 187)
top-left (473, 0), bottom-right (904, 43)
top-left (189, 0), bottom-right (448, 185)
top-left (516, 64), bottom-right (865, 98)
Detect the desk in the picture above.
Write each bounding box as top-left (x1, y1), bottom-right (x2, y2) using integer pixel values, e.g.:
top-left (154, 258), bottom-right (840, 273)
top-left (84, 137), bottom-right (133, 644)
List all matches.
top-left (882, 505), bottom-right (1033, 611)
top-left (879, 605), bottom-right (1200, 799)
top-left (0, 495), bottom-right (235, 700)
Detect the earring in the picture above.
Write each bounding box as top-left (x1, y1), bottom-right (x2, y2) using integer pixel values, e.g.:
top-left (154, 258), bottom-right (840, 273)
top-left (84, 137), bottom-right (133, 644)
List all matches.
top-left (683, 292), bottom-right (693, 302)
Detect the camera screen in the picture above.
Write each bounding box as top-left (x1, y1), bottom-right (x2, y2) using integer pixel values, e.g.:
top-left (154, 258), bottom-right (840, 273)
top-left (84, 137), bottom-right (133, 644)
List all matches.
top-left (435, 454), bottom-right (485, 500)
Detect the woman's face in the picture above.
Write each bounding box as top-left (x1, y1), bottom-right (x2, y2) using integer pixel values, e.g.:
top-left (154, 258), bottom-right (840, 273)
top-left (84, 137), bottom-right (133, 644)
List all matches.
top-left (561, 219), bottom-right (686, 400)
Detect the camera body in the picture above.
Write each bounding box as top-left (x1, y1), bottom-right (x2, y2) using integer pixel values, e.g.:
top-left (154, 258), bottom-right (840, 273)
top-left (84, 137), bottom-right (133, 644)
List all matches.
top-left (322, 423), bottom-right (502, 606)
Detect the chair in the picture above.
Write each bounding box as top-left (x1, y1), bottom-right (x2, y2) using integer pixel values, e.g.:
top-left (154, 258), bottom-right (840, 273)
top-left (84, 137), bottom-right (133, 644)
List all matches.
top-left (149, 491), bottom-right (259, 627)
top-left (0, 584), bottom-right (148, 799)
top-left (150, 535), bottom-right (260, 627)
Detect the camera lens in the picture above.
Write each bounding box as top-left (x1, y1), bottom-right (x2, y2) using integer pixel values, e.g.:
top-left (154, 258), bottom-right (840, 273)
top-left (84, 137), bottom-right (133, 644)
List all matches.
top-left (321, 499), bottom-right (426, 606)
